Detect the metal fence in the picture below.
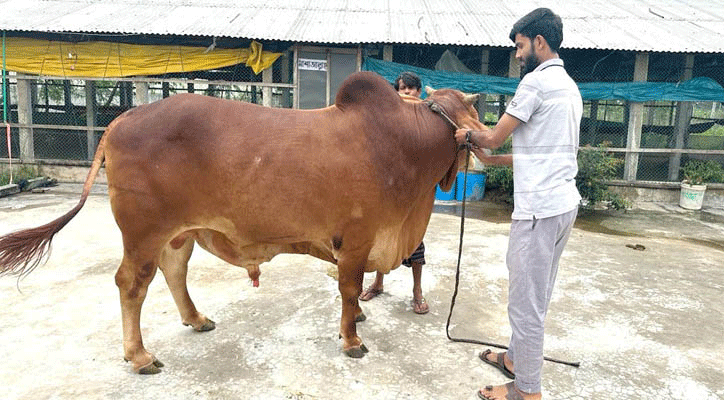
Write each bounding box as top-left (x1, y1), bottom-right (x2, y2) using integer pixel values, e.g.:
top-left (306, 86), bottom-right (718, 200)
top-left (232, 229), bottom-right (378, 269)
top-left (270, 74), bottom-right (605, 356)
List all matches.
top-left (1, 72), bottom-right (294, 163)
top-left (382, 45), bottom-right (724, 183)
top-left (580, 100), bottom-right (724, 181)
top-left (2, 45), bottom-right (724, 184)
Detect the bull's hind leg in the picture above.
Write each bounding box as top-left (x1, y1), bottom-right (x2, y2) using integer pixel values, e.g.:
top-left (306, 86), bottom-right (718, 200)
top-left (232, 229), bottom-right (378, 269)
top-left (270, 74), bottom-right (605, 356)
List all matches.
top-left (158, 236), bottom-right (215, 332)
top-left (114, 253), bottom-right (164, 374)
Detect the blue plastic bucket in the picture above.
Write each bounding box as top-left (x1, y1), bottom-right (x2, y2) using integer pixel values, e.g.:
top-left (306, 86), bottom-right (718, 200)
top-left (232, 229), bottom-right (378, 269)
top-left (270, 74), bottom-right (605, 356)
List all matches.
top-left (435, 183), bottom-right (457, 201)
top-left (456, 171), bottom-right (486, 201)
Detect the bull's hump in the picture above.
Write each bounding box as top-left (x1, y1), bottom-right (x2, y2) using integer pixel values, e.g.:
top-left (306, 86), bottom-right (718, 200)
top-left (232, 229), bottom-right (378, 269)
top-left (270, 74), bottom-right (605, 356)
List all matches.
top-left (335, 72), bottom-right (402, 111)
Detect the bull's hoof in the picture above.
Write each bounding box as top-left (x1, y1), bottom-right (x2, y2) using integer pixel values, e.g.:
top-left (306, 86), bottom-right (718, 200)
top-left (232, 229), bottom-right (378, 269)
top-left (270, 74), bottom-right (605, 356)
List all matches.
top-left (343, 344), bottom-right (369, 358)
top-left (126, 357), bottom-right (164, 375)
top-left (138, 360), bottom-right (164, 375)
top-left (183, 318), bottom-right (216, 332)
top-left (355, 312), bottom-right (367, 322)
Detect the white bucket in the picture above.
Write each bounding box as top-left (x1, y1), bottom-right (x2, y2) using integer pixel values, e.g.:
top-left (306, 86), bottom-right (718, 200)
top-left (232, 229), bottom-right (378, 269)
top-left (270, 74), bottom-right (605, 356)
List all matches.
top-left (679, 183), bottom-right (706, 210)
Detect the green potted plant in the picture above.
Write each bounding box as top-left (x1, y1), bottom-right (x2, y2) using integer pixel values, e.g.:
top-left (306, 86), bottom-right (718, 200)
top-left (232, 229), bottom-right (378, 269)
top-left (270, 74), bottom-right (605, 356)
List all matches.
top-left (679, 159), bottom-right (724, 210)
top-left (576, 144), bottom-right (629, 211)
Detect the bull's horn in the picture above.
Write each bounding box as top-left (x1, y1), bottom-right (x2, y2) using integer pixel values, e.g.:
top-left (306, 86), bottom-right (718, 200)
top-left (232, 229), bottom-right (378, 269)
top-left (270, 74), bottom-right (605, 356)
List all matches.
top-left (425, 86), bottom-right (436, 96)
top-left (463, 93), bottom-right (480, 105)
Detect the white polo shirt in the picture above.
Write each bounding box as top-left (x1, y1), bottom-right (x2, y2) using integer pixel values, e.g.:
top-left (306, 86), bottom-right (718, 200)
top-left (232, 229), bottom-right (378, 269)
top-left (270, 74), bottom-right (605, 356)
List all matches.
top-left (505, 58), bottom-right (583, 220)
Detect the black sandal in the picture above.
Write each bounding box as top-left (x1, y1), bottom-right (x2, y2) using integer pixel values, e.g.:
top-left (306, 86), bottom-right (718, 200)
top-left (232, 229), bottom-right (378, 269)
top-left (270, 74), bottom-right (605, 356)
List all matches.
top-left (479, 349), bottom-right (515, 379)
top-left (477, 382), bottom-right (524, 400)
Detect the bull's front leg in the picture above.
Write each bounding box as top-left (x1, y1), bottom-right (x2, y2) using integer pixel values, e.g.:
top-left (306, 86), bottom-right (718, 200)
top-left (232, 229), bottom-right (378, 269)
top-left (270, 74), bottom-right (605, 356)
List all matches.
top-left (336, 255), bottom-right (369, 358)
top-left (159, 238), bottom-right (216, 332)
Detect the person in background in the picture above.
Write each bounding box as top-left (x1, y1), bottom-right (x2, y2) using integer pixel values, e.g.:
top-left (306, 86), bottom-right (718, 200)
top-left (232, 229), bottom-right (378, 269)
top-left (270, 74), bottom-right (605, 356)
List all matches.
top-left (358, 71), bottom-right (429, 315)
top-left (455, 8), bottom-right (582, 400)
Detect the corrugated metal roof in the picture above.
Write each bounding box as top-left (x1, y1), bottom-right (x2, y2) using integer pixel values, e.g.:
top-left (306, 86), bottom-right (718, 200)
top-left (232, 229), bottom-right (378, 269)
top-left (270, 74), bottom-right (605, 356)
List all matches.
top-left (1, 0), bottom-right (723, 53)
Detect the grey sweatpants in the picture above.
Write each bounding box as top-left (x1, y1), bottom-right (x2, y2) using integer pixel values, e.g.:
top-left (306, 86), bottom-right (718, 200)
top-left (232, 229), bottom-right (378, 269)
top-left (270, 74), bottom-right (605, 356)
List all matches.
top-left (506, 207), bottom-right (578, 394)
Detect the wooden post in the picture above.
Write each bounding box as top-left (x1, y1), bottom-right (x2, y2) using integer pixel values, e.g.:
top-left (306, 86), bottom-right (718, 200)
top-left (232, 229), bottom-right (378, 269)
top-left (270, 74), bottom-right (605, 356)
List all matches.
top-left (356, 45), bottom-right (362, 72)
top-left (134, 81), bottom-right (149, 105)
top-left (16, 78), bottom-right (34, 162)
top-left (477, 49), bottom-right (490, 119)
top-left (325, 49), bottom-right (331, 106)
top-left (668, 54), bottom-right (695, 181)
top-left (280, 51), bottom-right (291, 108)
top-left (262, 66), bottom-right (273, 108)
top-left (588, 100), bottom-right (599, 145)
top-left (383, 45), bottom-right (393, 62)
top-left (480, 49), bottom-right (490, 75)
top-left (624, 52), bottom-right (649, 181)
top-left (293, 45), bottom-right (299, 109)
top-left (85, 81), bottom-right (96, 160)
top-left (508, 49), bottom-right (520, 79)
top-left (63, 80), bottom-right (73, 113)
top-left (502, 50), bottom-right (520, 118)
top-left (119, 82), bottom-right (130, 108)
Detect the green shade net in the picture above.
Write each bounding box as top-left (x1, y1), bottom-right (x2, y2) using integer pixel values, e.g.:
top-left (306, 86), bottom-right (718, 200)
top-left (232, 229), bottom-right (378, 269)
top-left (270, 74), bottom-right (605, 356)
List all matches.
top-left (363, 58), bottom-right (724, 102)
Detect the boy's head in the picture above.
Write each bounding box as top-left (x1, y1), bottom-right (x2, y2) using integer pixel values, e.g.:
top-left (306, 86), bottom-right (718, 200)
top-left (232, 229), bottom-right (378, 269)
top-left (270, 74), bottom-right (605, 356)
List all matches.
top-left (394, 71), bottom-right (422, 98)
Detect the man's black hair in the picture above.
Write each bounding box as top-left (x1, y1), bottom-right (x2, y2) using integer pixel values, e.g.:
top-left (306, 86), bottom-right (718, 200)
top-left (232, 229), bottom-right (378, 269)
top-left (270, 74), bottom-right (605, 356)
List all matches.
top-left (393, 71), bottom-right (422, 91)
top-left (509, 8), bottom-right (563, 52)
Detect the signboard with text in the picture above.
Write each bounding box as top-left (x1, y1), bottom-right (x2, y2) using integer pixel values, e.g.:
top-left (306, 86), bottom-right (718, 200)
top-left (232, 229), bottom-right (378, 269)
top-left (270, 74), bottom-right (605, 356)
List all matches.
top-left (298, 58), bottom-right (327, 71)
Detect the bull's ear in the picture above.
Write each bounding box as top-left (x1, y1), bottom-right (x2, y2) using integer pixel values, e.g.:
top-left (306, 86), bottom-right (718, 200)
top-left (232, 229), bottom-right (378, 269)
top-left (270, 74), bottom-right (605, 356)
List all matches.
top-left (463, 93), bottom-right (480, 105)
top-left (425, 86), bottom-right (436, 96)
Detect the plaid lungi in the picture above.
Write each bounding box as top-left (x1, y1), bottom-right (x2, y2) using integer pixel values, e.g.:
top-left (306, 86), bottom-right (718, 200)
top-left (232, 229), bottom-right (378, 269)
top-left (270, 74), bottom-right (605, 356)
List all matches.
top-left (402, 241), bottom-right (425, 267)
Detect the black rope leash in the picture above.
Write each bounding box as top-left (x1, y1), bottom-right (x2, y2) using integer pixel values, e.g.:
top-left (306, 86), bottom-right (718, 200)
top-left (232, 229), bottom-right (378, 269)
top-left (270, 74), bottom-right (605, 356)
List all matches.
top-left (426, 100), bottom-right (580, 368)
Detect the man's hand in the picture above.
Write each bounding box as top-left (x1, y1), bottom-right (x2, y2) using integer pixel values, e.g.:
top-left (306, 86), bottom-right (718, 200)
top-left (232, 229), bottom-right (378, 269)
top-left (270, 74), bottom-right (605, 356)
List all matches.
top-left (455, 128), bottom-right (477, 147)
top-left (455, 128), bottom-right (491, 154)
top-left (455, 128), bottom-right (512, 167)
top-left (471, 147), bottom-right (494, 164)
top-left (456, 113), bottom-right (521, 151)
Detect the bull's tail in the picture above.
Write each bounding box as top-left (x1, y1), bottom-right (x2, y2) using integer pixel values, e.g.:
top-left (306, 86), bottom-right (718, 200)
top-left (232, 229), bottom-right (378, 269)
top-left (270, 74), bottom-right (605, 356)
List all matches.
top-left (0, 130), bottom-right (109, 278)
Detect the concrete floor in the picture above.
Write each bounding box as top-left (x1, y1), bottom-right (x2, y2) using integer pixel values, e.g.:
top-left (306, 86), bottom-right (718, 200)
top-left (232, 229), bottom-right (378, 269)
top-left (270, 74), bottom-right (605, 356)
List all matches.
top-left (1, 184), bottom-right (723, 400)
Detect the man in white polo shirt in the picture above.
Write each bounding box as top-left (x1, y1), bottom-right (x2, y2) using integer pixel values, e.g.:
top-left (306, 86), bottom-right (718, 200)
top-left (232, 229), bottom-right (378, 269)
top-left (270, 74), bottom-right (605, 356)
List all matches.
top-left (455, 8), bottom-right (582, 400)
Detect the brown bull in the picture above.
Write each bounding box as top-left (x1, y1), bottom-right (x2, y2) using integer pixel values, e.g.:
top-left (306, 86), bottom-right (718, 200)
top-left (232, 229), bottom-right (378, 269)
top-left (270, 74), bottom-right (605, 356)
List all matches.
top-left (0, 71), bottom-right (483, 374)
